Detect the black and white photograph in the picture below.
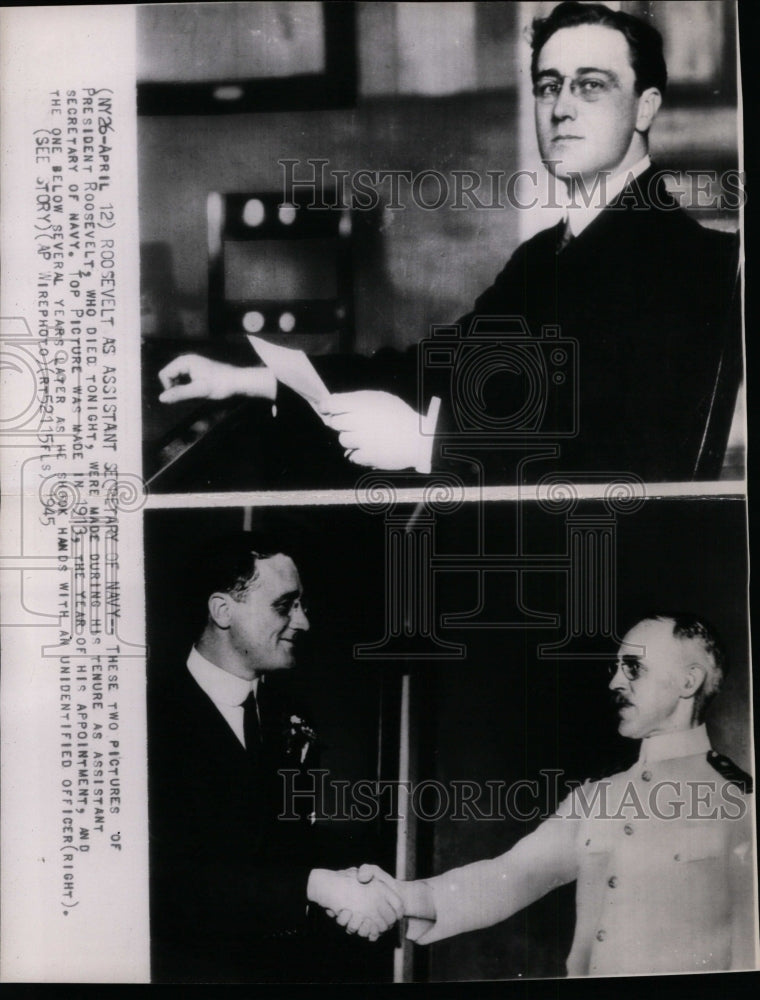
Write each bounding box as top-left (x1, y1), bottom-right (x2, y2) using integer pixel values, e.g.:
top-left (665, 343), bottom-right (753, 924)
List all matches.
top-left (142, 497), bottom-right (753, 982)
top-left (138, 1), bottom-right (744, 493)
top-left (0, 1), bottom-right (755, 989)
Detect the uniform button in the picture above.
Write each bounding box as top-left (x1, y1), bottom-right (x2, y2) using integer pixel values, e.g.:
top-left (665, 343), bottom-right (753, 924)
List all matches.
top-left (607, 876), bottom-right (618, 888)
top-left (623, 824), bottom-right (634, 835)
top-left (641, 770), bottom-right (652, 781)
top-left (596, 929), bottom-right (607, 942)
top-left (674, 853), bottom-right (681, 861)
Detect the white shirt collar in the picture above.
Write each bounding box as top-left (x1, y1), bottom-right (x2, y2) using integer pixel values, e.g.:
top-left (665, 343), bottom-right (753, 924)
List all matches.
top-left (562, 155), bottom-right (651, 238)
top-left (187, 646), bottom-right (258, 708)
top-left (638, 723), bottom-right (711, 764)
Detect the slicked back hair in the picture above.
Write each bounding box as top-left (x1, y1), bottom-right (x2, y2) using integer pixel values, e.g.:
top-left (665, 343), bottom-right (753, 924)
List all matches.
top-left (187, 531), bottom-right (295, 639)
top-left (530, 1), bottom-right (668, 97)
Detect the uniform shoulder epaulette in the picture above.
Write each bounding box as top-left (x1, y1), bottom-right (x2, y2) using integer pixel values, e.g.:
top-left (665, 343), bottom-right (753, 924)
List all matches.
top-left (706, 750), bottom-right (753, 794)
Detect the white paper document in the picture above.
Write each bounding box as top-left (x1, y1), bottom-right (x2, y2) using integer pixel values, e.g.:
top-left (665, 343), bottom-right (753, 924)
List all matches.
top-left (248, 334), bottom-right (330, 411)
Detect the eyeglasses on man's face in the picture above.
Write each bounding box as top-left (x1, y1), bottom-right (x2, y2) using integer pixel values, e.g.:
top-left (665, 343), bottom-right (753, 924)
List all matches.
top-left (608, 657), bottom-right (645, 682)
top-left (533, 73), bottom-right (618, 104)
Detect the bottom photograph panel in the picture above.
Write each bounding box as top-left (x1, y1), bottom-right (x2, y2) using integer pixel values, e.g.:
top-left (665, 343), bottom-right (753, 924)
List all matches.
top-left (143, 497), bottom-right (755, 983)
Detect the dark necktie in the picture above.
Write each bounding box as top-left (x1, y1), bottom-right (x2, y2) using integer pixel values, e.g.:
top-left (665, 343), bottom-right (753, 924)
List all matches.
top-left (242, 689), bottom-right (262, 760)
top-left (557, 215), bottom-right (574, 253)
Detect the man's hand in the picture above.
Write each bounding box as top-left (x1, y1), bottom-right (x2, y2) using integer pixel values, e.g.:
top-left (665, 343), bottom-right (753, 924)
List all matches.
top-left (319, 391), bottom-right (431, 471)
top-left (357, 863), bottom-right (436, 921)
top-left (307, 867), bottom-right (404, 941)
top-left (158, 354), bottom-right (276, 404)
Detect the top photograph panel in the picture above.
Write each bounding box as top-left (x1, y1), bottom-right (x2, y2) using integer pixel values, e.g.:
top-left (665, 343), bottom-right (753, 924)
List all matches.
top-left (138, 1), bottom-right (744, 494)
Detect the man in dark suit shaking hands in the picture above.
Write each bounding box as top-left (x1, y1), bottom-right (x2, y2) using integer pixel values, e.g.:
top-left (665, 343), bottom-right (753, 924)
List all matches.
top-left (148, 532), bottom-right (402, 982)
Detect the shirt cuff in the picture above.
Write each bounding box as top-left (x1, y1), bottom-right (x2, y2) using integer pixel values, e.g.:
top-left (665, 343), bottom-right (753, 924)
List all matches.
top-left (415, 395), bottom-right (441, 474)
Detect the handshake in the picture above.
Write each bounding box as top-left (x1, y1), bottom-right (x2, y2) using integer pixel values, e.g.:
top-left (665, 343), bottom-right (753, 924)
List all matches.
top-left (307, 864), bottom-right (425, 942)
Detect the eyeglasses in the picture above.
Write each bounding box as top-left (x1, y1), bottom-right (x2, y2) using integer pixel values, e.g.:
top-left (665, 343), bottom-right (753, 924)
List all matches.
top-left (608, 658), bottom-right (644, 682)
top-left (533, 74), bottom-right (617, 104)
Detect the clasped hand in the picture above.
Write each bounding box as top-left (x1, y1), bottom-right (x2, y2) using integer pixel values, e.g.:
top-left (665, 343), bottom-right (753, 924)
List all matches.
top-left (319, 392), bottom-right (429, 471)
top-left (309, 864), bottom-right (402, 941)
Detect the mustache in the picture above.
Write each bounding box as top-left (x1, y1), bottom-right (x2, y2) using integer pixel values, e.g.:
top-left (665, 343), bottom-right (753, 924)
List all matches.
top-left (613, 693), bottom-right (633, 708)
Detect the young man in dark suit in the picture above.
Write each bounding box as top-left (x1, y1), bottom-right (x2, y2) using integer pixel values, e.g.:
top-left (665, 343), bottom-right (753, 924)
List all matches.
top-left (158, 2), bottom-right (740, 484)
top-left (148, 532), bottom-right (402, 982)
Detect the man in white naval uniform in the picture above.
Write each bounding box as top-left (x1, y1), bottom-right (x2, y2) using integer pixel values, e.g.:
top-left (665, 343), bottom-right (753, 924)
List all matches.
top-left (353, 615), bottom-right (757, 975)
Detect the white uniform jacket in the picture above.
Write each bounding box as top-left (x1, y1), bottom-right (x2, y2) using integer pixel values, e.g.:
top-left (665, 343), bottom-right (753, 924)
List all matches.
top-left (407, 726), bottom-right (756, 976)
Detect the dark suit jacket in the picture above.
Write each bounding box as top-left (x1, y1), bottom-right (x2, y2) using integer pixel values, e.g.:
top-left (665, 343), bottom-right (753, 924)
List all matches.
top-left (312, 166), bottom-right (741, 485)
top-left (155, 167), bottom-right (740, 490)
top-left (148, 666), bottom-right (319, 983)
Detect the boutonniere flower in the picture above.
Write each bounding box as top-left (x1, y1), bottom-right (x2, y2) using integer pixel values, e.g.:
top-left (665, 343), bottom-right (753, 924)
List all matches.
top-left (284, 714), bottom-right (317, 763)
